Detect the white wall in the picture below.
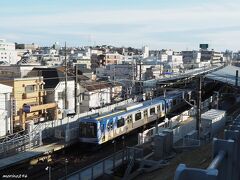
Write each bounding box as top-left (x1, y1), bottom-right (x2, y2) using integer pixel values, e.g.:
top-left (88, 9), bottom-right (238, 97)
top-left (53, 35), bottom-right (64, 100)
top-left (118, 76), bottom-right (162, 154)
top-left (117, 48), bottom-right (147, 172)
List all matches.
top-left (168, 55), bottom-right (183, 65)
top-left (160, 54), bottom-right (168, 62)
top-left (0, 39), bottom-right (18, 64)
top-left (46, 80), bottom-right (76, 117)
top-left (0, 84), bottom-right (12, 136)
top-left (143, 46), bottom-right (149, 58)
top-left (89, 88), bottom-right (111, 108)
top-left (80, 86), bottom-right (111, 113)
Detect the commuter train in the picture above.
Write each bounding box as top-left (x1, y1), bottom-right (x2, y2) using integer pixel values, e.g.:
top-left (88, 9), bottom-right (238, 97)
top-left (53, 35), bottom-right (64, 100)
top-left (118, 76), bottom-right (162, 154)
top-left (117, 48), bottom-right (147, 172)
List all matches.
top-left (79, 90), bottom-right (191, 145)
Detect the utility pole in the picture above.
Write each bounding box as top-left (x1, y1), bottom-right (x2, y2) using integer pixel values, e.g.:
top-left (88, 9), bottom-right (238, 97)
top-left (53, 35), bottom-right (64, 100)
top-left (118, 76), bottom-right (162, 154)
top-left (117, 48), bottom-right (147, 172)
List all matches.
top-left (235, 70), bottom-right (239, 87)
top-left (196, 76), bottom-right (202, 138)
top-left (139, 58), bottom-right (142, 81)
top-left (64, 42), bottom-right (68, 111)
top-left (139, 58), bottom-right (143, 96)
top-left (113, 66), bottom-right (116, 85)
top-left (74, 65), bottom-right (78, 114)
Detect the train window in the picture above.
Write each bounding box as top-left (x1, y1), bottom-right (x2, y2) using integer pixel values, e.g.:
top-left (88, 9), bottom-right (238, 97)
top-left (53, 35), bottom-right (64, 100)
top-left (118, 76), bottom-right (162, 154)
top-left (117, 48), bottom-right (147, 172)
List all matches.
top-left (135, 112), bottom-right (142, 121)
top-left (173, 99), bottom-right (177, 106)
top-left (150, 107), bottom-right (155, 115)
top-left (79, 122), bottom-right (97, 138)
top-left (144, 110), bottom-right (148, 117)
top-left (162, 104), bottom-right (165, 111)
top-left (117, 118), bottom-right (125, 128)
top-left (157, 106), bottom-right (160, 112)
top-left (107, 122), bottom-right (113, 130)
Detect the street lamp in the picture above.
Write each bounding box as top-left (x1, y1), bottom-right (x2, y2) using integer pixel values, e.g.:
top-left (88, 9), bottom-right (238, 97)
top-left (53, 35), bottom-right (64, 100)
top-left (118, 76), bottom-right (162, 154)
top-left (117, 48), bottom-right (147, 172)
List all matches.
top-left (122, 136), bottom-right (125, 149)
top-left (122, 136), bottom-right (125, 165)
top-left (65, 158), bottom-right (69, 179)
top-left (112, 140), bottom-right (116, 169)
top-left (45, 166), bottom-right (51, 180)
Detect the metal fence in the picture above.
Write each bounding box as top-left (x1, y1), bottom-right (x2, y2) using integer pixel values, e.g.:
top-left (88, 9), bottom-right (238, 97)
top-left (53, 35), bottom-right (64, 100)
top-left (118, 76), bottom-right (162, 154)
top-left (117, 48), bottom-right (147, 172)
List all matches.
top-left (0, 99), bottom-right (134, 158)
top-left (0, 128), bottom-right (42, 158)
top-left (64, 147), bottom-right (143, 180)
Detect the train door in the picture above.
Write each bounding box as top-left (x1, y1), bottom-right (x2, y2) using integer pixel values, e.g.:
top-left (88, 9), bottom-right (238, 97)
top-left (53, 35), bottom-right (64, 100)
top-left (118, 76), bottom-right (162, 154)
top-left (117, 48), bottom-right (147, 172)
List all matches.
top-left (126, 115), bottom-right (133, 132)
top-left (115, 117), bottom-right (125, 137)
top-left (143, 109), bottom-right (148, 124)
top-left (157, 105), bottom-right (161, 118)
top-left (106, 120), bottom-right (114, 141)
top-left (100, 123), bottom-right (106, 143)
top-left (162, 103), bottom-right (165, 117)
top-left (133, 111), bottom-right (143, 129)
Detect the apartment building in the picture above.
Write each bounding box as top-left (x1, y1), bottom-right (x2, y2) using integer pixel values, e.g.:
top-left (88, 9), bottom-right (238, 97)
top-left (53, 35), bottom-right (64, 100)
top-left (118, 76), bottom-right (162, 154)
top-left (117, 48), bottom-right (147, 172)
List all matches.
top-left (0, 83), bottom-right (12, 136)
top-left (0, 77), bottom-right (57, 131)
top-left (0, 39), bottom-right (18, 64)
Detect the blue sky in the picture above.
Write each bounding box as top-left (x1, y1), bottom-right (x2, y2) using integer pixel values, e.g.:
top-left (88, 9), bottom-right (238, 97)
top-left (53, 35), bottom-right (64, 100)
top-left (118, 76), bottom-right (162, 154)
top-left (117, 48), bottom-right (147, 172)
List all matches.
top-left (1, 0), bottom-right (240, 51)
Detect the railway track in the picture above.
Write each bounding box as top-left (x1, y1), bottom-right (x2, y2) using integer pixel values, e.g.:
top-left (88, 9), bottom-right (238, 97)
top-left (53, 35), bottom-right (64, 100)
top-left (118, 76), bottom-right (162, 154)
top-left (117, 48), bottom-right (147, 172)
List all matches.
top-left (0, 105), bottom-right (192, 180)
top-left (0, 88), bottom-right (218, 180)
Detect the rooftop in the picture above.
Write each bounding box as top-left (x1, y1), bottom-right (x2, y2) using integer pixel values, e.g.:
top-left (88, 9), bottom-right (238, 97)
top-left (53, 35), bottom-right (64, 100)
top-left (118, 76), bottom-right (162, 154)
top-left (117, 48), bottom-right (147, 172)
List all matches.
top-left (206, 65), bottom-right (240, 87)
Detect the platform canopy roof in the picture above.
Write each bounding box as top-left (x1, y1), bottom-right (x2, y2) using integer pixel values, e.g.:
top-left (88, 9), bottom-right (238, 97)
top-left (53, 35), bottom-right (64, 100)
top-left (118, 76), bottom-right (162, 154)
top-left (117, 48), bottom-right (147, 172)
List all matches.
top-left (205, 65), bottom-right (240, 87)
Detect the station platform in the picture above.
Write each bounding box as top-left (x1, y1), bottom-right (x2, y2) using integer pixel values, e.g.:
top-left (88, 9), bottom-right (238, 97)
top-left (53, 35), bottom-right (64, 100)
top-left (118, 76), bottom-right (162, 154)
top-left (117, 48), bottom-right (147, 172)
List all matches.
top-left (0, 140), bottom-right (75, 170)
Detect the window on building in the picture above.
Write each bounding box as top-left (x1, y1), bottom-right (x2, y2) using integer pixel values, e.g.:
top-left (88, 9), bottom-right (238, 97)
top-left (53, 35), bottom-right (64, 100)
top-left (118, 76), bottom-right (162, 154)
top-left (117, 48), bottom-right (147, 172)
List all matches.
top-left (25, 85), bottom-right (36, 93)
top-left (58, 92), bottom-right (64, 100)
top-left (135, 112), bottom-right (142, 121)
top-left (81, 93), bottom-right (85, 101)
top-left (117, 118), bottom-right (125, 128)
top-left (150, 107), bottom-right (155, 115)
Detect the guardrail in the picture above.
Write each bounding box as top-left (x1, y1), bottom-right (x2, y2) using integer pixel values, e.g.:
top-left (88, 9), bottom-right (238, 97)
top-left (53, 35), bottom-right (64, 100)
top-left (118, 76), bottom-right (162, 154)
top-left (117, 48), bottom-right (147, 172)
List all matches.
top-left (0, 129), bottom-right (42, 158)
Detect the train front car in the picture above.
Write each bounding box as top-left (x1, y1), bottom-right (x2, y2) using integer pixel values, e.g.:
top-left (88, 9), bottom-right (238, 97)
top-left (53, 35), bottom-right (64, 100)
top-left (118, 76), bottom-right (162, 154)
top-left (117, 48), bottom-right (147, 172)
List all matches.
top-left (79, 118), bottom-right (101, 144)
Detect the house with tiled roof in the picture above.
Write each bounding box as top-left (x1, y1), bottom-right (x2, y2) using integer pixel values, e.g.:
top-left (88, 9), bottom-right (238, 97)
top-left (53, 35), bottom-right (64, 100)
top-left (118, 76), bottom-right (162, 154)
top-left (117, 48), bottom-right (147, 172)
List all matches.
top-left (27, 67), bottom-right (89, 118)
top-left (79, 81), bottom-right (122, 113)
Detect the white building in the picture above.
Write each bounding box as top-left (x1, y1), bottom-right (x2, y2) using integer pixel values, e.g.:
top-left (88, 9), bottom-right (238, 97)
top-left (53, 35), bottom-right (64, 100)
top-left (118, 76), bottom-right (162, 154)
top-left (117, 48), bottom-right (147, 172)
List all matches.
top-left (96, 63), bottom-right (163, 81)
top-left (142, 46), bottom-right (149, 58)
top-left (182, 51), bottom-right (211, 69)
top-left (0, 39), bottom-right (18, 64)
top-left (79, 82), bottom-right (111, 113)
top-left (43, 48), bottom-right (59, 56)
top-left (158, 49), bottom-right (173, 62)
top-left (168, 54), bottom-right (183, 66)
top-left (45, 80), bottom-right (76, 119)
top-left (162, 53), bottom-right (183, 73)
top-left (0, 83), bottom-right (12, 136)
top-left (201, 50), bottom-right (223, 64)
top-left (159, 54), bottom-right (168, 62)
top-left (79, 81), bottom-right (122, 113)
top-left (96, 64), bottom-right (134, 81)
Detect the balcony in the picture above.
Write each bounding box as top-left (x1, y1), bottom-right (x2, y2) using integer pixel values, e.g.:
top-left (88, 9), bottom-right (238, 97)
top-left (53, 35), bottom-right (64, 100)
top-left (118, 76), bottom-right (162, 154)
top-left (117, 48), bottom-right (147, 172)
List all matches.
top-left (23, 91), bottom-right (39, 99)
top-left (23, 91), bottom-right (46, 99)
top-left (23, 103), bottom-right (57, 113)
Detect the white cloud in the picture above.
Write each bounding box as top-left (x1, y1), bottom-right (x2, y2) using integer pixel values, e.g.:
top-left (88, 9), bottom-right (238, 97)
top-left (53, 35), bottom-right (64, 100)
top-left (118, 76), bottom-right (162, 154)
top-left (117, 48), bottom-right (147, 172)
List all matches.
top-left (1, 1), bottom-right (240, 50)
